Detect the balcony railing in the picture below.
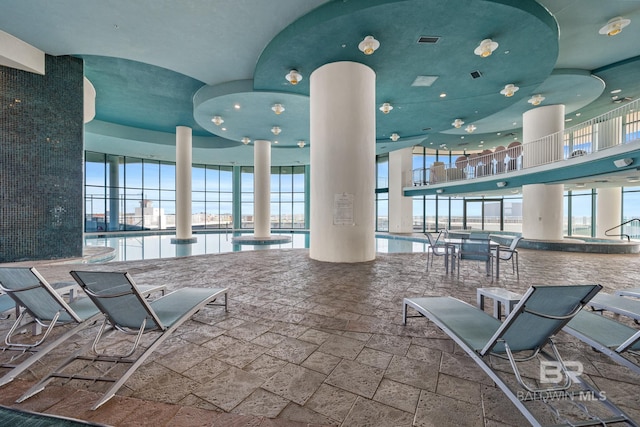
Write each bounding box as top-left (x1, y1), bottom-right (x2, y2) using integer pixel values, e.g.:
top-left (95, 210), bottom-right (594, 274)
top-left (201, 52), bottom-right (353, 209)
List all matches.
top-left (412, 98), bottom-right (640, 186)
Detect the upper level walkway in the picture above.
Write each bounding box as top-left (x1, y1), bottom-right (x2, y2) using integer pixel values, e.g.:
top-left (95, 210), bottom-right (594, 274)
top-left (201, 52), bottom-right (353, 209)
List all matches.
top-left (405, 98), bottom-right (640, 197)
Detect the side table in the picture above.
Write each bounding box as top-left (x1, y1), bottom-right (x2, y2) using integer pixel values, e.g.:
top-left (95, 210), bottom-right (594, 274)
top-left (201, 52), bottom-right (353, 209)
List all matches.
top-left (477, 287), bottom-right (521, 319)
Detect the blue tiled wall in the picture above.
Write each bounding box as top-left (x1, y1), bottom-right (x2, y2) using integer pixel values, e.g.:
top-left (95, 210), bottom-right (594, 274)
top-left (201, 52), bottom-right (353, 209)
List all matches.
top-left (1, 55), bottom-right (84, 262)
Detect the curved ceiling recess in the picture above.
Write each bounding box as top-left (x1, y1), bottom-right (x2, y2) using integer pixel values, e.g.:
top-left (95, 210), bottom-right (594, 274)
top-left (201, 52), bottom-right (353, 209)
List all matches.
top-left (252, 0), bottom-right (558, 148)
top-left (193, 80), bottom-right (310, 148)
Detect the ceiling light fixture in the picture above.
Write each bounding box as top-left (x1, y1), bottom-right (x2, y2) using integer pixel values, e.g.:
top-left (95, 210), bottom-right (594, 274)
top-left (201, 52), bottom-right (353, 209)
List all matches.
top-left (241, 137), bottom-right (250, 145)
top-left (271, 103), bottom-right (285, 115)
top-left (358, 35), bottom-right (380, 55)
top-left (500, 84), bottom-right (519, 97)
top-left (379, 102), bottom-right (393, 114)
top-left (452, 119), bottom-right (464, 128)
top-left (285, 69), bottom-right (302, 85)
top-left (271, 126), bottom-right (281, 135)
top-left (234, 103), bottom-right (241, 110)
top-left (599, 16), bottom-right (631, 36)
top-left (528, 94), bottom-right (545, 106)
top-left (297, 140), bottom-right (306, 148)
top-left (466, 124), bottom-right (477, 133)
top-left (211, 116), bottom-right (224, 126)
top-left (474, 38), bottom-right (498, 57)
top-left (390, 133), bottom-right (400, 141)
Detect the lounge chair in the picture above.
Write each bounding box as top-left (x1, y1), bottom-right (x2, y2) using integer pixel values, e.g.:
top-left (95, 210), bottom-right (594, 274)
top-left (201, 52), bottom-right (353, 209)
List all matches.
top-left (586, 292), bottom-right (640, 322)
top-left (563, 310), bottom-right (640, 376)
top-left (17, 270), bottom-right (228, 410)
top-left (402, 284), bottom-right (638, 426)
top-left (0, 267), bottom-right (165, 388)
top-left (615, 288), bottom-right (640, 298)
top-left (0, 293), bottom-right (16, 319)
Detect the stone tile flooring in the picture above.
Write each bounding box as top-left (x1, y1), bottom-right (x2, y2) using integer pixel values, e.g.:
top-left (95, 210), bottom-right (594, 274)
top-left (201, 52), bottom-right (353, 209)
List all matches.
top-left (1, 247), bottom-right (640, 426)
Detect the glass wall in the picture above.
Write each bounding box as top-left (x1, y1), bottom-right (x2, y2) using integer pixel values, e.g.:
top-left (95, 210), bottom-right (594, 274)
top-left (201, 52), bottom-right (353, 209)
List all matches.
top-left (622, 187), bottom-right (640, 238)
top-left (84, 153), bottom-right (177, 232)
top-left (240, 165), bottom-right (306, 229)
top-left (240, 166), bottom-right (254, 229)
top-left (270, 166), bottom-right (306, 229)
top-left (192, 165), bottom-right (233, 229)
top-left (567, 189), bottom-right (594, 237)
top-left (86, 153), bottom-right (307, 233)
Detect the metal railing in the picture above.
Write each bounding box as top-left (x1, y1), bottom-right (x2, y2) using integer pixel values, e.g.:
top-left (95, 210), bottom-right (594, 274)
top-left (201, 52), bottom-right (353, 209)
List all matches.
top-left (412, 98), bottom-right (640, 187)
top-left (605, 218), bottom-right (640, 242)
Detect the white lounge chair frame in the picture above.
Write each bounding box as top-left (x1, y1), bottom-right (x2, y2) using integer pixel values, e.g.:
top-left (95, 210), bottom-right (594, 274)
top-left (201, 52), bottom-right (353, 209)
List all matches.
top-left (17, 270), bottom-right (227, 410)
top-left (403, 284), bottom-right (638, 427)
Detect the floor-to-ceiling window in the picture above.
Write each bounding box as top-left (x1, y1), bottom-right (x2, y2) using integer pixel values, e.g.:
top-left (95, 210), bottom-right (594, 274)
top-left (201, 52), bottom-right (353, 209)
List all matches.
top-left (240, 166), bottom-right (255, 229)
top-left (192, 165), bottom-right (233, 229)
top-left (622, 187), bottom-right (640, 239)
top-left (376, 155), bottom-right (389, 231)
top-left (270, 166), bottom-right (306, 229)
top-left (567, 189), bottom-right (595, 237)
top-left (84, 153), bottom-right (178, 232)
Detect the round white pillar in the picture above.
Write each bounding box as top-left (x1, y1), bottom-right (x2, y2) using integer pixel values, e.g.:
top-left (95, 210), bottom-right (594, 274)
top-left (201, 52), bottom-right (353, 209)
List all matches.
top-left (389, 147), bottom-right (414, 233)
top-left (596, 187), bottom-right (621, 238)
top-left (522, 105), bottom-right (565, 240)
top-left (309, 61), bottom-right (376, 262)
top-left (175, 126), bottom-right (195, 242)
top-left (522, 184), bottom-right (564, 240)
top-left (254, 140), bottom-right (271, 238)
top-left (523, 104), bottom-right (565, 167)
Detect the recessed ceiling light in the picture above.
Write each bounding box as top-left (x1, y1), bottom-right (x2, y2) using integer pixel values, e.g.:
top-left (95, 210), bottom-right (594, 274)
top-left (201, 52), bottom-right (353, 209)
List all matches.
top-left (576, 113), bottom-right (581, 116)
top-left (234, 104), bottom-right (241, 109)
top-left (565, 118), bottom-right (573, 122)
top-left (439, 93), bottom-right (447, 98)
top-left (221, 127), bottom-right (227, 131)
top-left (611, 89), bottom-right (622, 94)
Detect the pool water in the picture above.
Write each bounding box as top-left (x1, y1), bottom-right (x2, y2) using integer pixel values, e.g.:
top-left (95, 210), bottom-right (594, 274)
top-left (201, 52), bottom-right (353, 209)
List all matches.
top-left (84, 232), bottom-right (429, 262)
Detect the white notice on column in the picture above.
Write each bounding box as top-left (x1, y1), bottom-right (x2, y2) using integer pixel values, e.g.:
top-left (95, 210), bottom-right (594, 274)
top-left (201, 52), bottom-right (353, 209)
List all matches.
top-left (334, 193), bottom-right (355, 226)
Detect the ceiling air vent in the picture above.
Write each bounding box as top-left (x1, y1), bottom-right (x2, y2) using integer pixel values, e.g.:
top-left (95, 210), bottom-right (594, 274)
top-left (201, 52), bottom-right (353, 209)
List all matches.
top-left (417, 36), bottom-right (440, 44)
top-left (470, 70), bottom-right (482, 79)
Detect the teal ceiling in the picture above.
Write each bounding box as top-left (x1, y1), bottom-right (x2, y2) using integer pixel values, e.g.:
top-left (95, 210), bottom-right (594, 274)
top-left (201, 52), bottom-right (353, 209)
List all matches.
top-left (1, 0), bottom-right (640, 165)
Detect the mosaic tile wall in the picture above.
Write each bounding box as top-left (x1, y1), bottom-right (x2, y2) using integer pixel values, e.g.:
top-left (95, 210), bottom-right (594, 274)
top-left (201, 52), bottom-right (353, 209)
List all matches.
top-left (1, 55), bottom-right (84, 262)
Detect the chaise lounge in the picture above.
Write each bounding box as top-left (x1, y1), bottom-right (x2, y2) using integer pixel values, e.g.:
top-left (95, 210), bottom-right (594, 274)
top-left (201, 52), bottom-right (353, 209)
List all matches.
top-left (17, 270), bottom-right (228, 410)
top-left (402, 284), bottom-right (638, 426)
top-left (0, 267), bottom-right (166, 388)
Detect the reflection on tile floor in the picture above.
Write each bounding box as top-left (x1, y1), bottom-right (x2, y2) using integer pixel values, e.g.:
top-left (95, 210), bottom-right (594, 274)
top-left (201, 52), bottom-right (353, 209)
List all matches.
top-left (2, 247), bottom-right (640, 426)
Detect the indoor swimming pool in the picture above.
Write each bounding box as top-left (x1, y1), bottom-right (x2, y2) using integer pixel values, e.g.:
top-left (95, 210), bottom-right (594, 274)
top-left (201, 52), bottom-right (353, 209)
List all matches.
top-left (84, 231), bottom-right (429, 262)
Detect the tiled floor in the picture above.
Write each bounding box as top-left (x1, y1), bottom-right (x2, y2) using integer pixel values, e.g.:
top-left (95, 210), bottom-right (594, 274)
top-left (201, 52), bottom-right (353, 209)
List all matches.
top-left (1, 245), bottom-right (640, 426)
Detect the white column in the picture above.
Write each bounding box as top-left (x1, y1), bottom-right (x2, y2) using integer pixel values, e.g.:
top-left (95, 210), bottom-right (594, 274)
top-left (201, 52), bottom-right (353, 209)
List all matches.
top-left (254, 140), bottom-right (271, 238)
top-left (389, 147), bottom-right (414, 233)
top-left (523, 104), bottom-right (565, 167)
top-left (310, 61), bottom-right (376, 262)
top-left (522, 184), bottom-right (564, 240)
top-left (175, 126), bottom-right (194, 241)
top-left (521, 105), bottom-right (565, 240)
top-left (596, 187), bottom-right (621, 238)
